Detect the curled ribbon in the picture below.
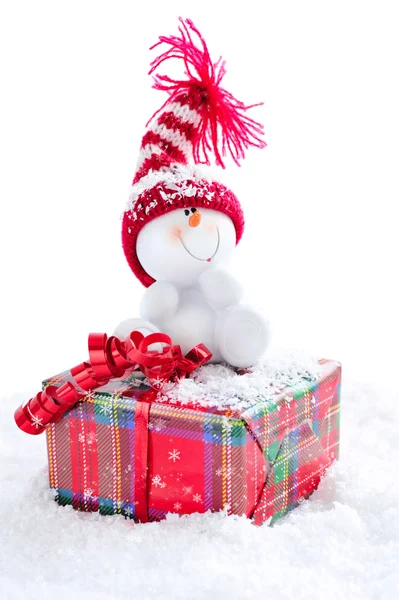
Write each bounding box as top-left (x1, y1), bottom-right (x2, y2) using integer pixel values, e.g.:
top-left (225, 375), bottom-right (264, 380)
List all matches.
top-left (14, 331), bottom-right (212, 435)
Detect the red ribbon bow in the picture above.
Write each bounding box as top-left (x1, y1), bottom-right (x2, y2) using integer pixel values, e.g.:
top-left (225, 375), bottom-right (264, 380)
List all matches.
top-left (14, 331), bottom-right (212, 435)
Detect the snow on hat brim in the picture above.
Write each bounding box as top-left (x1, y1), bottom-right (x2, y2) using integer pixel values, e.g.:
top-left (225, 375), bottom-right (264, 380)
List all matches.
top-left (122, 176), bottom-right (244, 288)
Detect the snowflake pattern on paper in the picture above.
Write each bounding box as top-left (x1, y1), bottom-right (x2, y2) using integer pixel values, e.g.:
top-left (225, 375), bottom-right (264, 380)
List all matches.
top-left (123, 506), bottom-right (134, 518)
top-left (83, 488), bottom-right (97, 501)
top-left (151, 418), bottom-right (167, 432)
top-left (87, 432), bottom-right (97, 445)
top-left (152, 475), bottom-right (166, 489)
top-left (99, 403), bottom-right (112, 416)
top-left (173, 502), bottom-right (182, 511)
top-left (168, 449), bottom-right (181, 463)
top-left (31, 415), bottom-right (43, 429)
top-left (193, 494), bottom-right (202, 503)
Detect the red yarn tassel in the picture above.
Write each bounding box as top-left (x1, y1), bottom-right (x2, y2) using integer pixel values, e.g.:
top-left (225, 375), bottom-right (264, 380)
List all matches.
top-left (147, 18), bottom-right (266, 168)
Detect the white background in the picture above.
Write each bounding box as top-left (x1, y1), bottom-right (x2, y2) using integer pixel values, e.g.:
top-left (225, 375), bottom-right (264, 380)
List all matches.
top-left (1, 4), bottom-right (399, 599)
top-left (1, 0), bottom-right (398, 391)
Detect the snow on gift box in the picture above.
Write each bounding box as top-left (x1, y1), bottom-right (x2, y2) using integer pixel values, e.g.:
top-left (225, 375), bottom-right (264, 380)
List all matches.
top-left (14, 329), bottom-right (341, 525)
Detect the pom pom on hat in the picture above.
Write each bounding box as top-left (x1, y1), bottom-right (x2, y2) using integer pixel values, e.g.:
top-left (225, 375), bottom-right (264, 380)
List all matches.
top-left (122, 18), bottom-right (266, 287)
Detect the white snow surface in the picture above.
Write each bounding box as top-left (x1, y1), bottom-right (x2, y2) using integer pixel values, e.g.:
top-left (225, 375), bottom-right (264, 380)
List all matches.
top-left (1, 378), bottom-right (399, 599)
top-left (158, 348), bottom-right (322, 409)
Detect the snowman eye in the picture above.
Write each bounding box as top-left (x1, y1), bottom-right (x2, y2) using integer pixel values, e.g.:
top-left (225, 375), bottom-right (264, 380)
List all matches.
top-left (184, 209), bottom-right (190, 216)
top-left (191, 208), bottom-right (197, 213)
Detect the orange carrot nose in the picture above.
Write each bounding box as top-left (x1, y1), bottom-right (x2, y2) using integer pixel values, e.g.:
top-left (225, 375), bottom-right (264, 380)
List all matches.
top-left (188, 210), bottom-right (202, 227)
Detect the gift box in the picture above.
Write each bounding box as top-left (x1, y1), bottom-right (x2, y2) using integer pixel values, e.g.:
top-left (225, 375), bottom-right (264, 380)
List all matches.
top-left (43, 357), bottom-right (341, 525)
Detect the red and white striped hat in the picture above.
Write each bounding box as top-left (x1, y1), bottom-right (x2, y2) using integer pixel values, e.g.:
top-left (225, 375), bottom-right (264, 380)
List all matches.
top-left (122, 18), bottom-right (266, 287)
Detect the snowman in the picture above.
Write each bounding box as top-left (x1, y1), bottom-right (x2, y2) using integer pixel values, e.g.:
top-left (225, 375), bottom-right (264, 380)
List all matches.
top-left (116, 18), bottom-right (271, 368)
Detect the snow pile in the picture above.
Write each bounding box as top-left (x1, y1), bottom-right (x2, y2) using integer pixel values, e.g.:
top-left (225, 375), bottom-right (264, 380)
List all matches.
top-left (159, 348), bottom-right (322, 409)
top-left (1, 377), bottom-right (399, 599)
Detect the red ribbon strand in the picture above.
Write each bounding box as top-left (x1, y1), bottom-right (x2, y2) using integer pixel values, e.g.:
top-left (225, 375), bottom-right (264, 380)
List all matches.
top-left (14, 331), bottom-right (212, 435)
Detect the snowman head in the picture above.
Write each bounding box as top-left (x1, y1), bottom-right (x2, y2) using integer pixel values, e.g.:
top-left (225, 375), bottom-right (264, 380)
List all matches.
top-left (123, 176), bottom-right (244, 288)
top-left (136, 206), bottom-right (236, 287)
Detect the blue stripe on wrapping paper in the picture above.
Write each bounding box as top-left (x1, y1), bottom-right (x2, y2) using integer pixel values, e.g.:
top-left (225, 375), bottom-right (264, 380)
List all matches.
top-left (94, 397), bottom-right (136, 427)
top-left (203, 418), bottom-right (214, 511)
top-left (72, 491), bottom-right (85, 509)
top-left (148, 507), bottom-right (168, 521)
top-left (230, 421), bottom-right (248, 447)
top-left (149, 423), bottom-right (249, 447)
top-left (94, 413), bottom-right (112, 426)
top-left (204, 442), bottom-right (213, 510)
top-left (68, 402), bottom-right (88, 422)
top-left (212, 420), bottom-right (225, 445)
top-left (202, 418), bottom-right (248, 447)
top-left (121, 502), bottom-right (136, 520)
top-left (54, 488), bottom-right (72, 505)
top-left (98, 497), bottom-right (117, 515)
top-left (204, 418), bottom-right (214, 443)
top-left (311, 385), bottom-right (320, 436)
top-left (114, 404), bottom-right (135, 429)
top-left (128, 409), bottom-right (135, 507)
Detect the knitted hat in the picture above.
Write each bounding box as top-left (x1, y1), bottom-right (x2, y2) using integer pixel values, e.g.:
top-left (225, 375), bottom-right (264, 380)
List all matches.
top-left (122, 18), bottom-right (266, 287)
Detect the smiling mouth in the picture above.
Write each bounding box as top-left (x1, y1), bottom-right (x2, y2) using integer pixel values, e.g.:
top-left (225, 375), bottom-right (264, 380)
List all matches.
top-left (178, 227), bottom-right (220, 262)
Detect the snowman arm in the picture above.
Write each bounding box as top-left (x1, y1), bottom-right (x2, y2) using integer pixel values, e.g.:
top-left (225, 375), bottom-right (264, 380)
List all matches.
top-left (198, 268), bottom-right (244, 309)
top-left (140, 281), bottom-right (179, 322)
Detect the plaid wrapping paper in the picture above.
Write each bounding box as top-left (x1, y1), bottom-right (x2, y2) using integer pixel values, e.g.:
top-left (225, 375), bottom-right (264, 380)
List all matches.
top-left (44, 359), bottom-right (341, 525)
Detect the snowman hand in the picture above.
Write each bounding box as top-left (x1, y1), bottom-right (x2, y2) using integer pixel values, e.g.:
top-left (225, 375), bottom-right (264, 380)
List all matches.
top-left (199, 268), bottom-right (244, 310)
top-left (140, 281), bottom-right (179, 322)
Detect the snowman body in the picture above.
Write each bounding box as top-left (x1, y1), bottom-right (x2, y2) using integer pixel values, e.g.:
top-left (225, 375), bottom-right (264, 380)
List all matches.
top-left (142, 283), bottom-right (224, 362)
top-left (118, 207), bottom-right (270, 368)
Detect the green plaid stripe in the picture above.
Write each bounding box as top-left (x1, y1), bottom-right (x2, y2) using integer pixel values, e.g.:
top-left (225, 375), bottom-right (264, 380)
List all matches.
top-left (250, 361), bottom-right (341, 524)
